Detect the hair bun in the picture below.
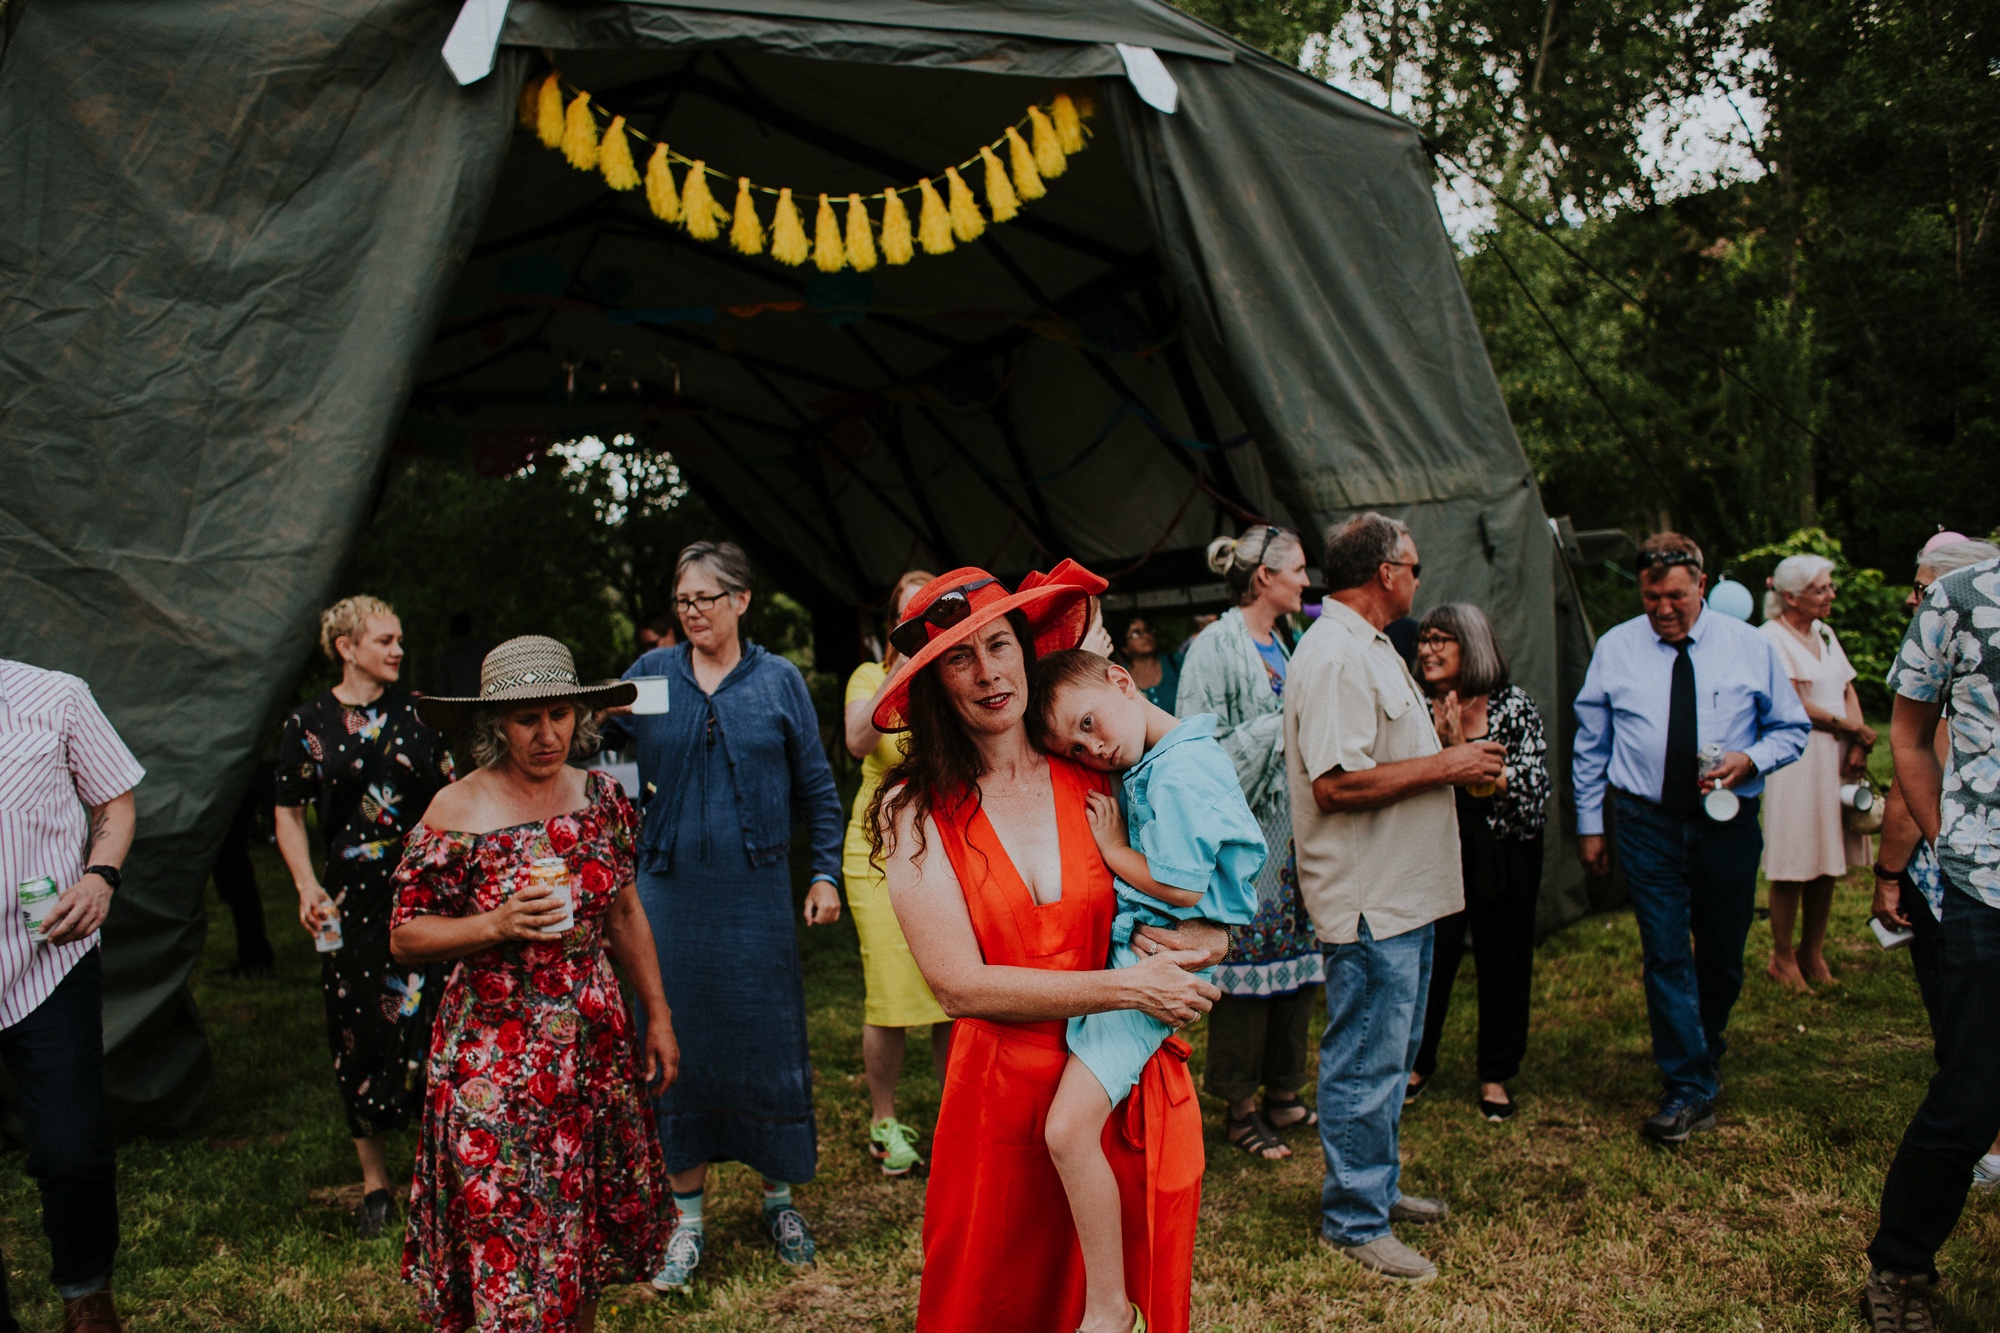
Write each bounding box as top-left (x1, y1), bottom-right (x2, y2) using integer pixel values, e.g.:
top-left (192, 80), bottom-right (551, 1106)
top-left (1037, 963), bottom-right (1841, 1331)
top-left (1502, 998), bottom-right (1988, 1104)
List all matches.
top-left (1205, 535), bottom-right (1239, 576)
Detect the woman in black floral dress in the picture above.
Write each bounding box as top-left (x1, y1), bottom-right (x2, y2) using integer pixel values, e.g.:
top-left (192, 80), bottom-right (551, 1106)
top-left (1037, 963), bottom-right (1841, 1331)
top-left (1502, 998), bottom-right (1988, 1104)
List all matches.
top-left (275, 595), bottom-right (455, 1236)
top-left (1407, 602), bottom-right (1550, 1123)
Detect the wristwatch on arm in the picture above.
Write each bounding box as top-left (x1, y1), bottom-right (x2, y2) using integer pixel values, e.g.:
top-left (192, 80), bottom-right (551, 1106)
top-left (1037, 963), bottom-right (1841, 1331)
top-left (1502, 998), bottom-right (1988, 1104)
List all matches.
top-left (84, 865), bottom-right (123, 890)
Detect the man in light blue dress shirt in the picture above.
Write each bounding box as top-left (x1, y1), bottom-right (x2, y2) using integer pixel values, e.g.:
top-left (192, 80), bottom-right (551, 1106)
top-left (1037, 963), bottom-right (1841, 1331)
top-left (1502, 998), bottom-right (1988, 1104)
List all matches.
top-left (1572, 533), bottom-right (1809, 1144)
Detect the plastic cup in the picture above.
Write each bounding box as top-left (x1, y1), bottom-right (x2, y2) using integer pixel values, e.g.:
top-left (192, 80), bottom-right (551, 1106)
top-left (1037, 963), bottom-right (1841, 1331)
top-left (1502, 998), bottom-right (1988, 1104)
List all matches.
top-left (629, 677), bottom-right (670, 715)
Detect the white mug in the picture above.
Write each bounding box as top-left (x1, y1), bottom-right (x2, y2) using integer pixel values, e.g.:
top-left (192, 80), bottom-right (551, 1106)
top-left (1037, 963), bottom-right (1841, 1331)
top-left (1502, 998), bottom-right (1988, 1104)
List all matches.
top-left (1703, 787), bottom-right (1740, 822)
top-left (629, 677), bottom-right (671, 715)
top-left (1840, 782), bottom-right (1875, 813)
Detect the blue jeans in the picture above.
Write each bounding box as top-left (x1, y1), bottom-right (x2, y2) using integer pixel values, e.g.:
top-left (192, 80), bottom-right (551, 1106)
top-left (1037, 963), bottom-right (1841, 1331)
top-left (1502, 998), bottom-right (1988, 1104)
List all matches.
top-left (0, 949), bottom-right (117, 1325)
top-left (1316, 918), bottom-right (1433, 1247)
top-left (1868, 878), bottom-right (2000, 1279)
top-left (1612, 791), bottom-right (1762, 1104)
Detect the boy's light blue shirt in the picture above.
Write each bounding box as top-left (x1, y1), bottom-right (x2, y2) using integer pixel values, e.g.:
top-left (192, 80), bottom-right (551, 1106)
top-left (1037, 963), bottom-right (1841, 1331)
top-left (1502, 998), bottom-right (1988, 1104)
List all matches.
top-left (1111, 713), bottom-right (1265, 938)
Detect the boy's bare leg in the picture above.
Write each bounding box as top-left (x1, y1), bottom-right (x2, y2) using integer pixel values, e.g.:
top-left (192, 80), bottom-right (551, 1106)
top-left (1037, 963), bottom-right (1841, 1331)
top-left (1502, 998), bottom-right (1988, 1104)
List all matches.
top-left (1046, 1057), bottom-right (1133, 1333)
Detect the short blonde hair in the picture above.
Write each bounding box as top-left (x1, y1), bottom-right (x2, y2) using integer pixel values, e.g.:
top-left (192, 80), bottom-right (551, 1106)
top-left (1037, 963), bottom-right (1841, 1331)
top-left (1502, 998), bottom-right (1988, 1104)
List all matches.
top-left (319, 595), bottom-right (396, 663)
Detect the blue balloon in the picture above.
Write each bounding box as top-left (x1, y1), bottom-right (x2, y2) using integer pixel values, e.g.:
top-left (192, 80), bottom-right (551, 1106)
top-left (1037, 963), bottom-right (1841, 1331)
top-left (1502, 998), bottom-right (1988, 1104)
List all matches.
top-left (1708, 579), bottom-right (1755, 620)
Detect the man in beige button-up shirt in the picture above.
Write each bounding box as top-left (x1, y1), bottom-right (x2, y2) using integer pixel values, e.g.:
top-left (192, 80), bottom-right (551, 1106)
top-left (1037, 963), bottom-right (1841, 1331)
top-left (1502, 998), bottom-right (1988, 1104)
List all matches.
top-left (1286, 514), bottom-right (1506, 1285)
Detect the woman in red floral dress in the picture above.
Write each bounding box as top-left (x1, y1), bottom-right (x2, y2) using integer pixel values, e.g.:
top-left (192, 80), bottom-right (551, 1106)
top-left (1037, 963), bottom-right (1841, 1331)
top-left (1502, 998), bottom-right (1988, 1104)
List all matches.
top-left (389, 636), bottom-right (679, 1332)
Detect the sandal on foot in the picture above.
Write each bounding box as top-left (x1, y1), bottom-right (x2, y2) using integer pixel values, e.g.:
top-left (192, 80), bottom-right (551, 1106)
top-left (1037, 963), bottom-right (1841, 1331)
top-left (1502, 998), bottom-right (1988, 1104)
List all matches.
top-left (1224, 1109), bottom-right (1289, 1160)
top-left (1262, 1093), bottom-right (1318, 1132)
top-left (1403, 1076), bottom-right (1428, 1107)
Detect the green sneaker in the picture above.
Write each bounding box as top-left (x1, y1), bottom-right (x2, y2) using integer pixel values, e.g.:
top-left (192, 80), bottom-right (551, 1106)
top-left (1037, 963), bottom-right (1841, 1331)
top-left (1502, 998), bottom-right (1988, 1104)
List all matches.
top-left (868, 1117), bottom-right (924, 1177)
top-left (768, 1206), bottom-right (816, 1268)
top-left (650, 1221), bottom-right (703, 1294)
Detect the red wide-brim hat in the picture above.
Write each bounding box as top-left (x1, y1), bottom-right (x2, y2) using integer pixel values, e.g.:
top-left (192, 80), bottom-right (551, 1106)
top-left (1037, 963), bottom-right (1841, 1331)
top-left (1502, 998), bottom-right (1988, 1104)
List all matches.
top-left (871, 559), bottom-right (1109, 733)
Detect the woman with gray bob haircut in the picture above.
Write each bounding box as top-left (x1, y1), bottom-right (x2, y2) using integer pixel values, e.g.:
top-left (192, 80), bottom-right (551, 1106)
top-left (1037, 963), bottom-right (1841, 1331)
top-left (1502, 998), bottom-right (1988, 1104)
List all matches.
top-left (1408, 602), bottom-right (1550, 1122)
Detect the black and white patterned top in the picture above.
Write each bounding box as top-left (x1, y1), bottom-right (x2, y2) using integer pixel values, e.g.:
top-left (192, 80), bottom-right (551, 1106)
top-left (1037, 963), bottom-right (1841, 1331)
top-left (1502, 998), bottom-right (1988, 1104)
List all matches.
top-left (1480, 683), bottom-right (1550, 842)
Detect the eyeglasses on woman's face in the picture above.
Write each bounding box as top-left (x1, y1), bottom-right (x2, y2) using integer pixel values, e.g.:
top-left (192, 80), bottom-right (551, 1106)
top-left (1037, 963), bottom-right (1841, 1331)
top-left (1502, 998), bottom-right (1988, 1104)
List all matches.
top-left (674, 590), bottom-right (732, 616)
top-left (1415, 631), bottom-right (1457, 651)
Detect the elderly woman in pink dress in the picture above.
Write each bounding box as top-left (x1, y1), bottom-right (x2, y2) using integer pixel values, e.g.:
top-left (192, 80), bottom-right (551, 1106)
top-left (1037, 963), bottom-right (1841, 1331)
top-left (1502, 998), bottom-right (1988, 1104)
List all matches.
top-left (1758, 555), bottom-right (1877, 991)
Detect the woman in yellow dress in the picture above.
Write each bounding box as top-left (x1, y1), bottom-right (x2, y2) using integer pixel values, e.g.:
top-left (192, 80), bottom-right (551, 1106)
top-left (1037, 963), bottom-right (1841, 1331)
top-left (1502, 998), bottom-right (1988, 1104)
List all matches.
top-left (843, 570), bottom-right (952, 1175)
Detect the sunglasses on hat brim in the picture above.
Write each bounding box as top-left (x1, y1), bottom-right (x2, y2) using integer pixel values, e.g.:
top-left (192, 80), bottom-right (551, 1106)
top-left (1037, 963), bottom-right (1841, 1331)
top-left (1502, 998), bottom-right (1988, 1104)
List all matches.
top-left (889, 578), bottom-right (1000, 658)
top-left (1635, 550), bottom-right (1703, 575)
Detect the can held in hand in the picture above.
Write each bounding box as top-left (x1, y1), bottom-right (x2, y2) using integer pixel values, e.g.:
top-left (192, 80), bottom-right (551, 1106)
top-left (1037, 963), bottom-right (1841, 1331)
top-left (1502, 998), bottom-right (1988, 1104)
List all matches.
top-left (529, 857), bottom-right (574, 934)
top-left (313, 903), bottom-right (344, 953)
top-left (18, 877), bottom-right (59, 940)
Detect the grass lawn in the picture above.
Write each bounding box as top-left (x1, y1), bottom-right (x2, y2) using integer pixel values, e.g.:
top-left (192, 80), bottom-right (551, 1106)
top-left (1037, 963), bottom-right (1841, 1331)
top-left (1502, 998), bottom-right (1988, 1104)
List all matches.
top-left (2, 842), bottom-right (1993, 1331)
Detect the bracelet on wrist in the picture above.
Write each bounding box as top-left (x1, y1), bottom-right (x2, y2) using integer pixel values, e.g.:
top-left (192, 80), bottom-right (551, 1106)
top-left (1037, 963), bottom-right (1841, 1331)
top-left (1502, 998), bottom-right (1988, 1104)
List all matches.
top-left (1872, 862), bottom-right (1905, 880)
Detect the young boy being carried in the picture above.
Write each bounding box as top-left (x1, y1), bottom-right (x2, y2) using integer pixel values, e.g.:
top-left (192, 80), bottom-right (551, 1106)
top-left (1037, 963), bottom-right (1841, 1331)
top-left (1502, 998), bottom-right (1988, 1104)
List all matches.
top-left (1030, 649), bottom-right (1266, 1333)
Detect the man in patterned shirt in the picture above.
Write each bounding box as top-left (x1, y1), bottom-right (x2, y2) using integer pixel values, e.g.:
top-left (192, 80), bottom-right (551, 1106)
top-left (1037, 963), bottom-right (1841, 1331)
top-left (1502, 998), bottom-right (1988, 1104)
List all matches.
top-left (0, 658), bottom-right (143, 1333)
top-left (1862, 555), bottom-right (2000, 1333)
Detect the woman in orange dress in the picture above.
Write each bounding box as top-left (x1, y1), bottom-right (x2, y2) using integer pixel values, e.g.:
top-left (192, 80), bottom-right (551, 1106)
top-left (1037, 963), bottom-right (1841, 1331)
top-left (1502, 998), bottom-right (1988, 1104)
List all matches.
top-left (869, 564), bottom-right (1229, 1333)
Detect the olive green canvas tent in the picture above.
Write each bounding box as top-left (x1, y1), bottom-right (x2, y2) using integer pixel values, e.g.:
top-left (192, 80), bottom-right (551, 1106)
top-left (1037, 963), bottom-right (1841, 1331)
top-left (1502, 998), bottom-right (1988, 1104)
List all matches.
top-left (0, 0), bottom-right (1592, 1125)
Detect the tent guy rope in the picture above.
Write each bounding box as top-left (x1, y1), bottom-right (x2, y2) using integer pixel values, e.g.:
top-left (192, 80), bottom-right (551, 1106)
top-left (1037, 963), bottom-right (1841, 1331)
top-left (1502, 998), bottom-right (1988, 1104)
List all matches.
top-left (519, 72), bottom-right (1094, 272)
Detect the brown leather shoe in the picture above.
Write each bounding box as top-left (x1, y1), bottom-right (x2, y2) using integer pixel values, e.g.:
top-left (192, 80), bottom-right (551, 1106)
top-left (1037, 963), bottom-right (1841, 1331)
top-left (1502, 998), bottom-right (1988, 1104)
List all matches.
top-left (62, 1291), bottom-right (125, 1333)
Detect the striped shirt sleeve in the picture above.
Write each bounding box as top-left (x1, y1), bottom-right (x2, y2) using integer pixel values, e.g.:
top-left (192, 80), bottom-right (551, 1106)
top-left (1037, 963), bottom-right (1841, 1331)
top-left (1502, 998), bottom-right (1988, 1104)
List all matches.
top-left (64, 680), bottom-right (144, 807)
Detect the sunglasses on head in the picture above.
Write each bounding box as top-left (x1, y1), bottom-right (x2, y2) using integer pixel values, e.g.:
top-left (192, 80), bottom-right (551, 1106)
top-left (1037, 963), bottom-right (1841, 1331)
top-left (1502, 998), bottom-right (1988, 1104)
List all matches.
top-left (1635, 550), bottom-right (1703, 575)
top-left (889, 578), bottom-right (999, 658)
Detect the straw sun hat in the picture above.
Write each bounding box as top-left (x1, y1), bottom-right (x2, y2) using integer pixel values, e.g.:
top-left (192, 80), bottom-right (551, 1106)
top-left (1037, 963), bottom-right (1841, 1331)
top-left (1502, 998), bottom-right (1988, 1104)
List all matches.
top-left (415, 635), bottom-right (636, 732)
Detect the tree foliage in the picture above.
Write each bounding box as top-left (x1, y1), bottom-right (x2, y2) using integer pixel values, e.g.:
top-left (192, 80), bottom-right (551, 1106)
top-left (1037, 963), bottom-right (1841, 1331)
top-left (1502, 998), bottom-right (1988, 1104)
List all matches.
top-left (1174, 0), bottom-right (2000, 583)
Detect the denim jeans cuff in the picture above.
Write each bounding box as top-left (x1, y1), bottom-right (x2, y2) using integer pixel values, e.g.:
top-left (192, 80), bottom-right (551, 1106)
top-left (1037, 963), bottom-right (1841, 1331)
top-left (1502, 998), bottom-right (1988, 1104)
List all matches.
top-left (1321, 1221), bottom-right (1392, 1250)
top-left (55, 1269), bottom-right (112, 1300)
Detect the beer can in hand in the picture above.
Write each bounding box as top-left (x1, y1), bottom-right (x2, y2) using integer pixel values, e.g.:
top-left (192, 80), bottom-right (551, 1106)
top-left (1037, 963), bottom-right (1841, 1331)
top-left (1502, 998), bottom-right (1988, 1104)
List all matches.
top-left (314, 904), bottom-right (344, 953)
top-left (18, 878), bottom-right (59, 941)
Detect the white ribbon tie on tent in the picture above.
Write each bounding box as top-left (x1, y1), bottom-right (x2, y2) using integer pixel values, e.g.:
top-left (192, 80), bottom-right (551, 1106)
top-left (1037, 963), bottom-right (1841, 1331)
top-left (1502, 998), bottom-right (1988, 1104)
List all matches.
top-left (443, 0), bottom-right (511, 85)
top-left (1115, 44), bottom-right (1179, 113)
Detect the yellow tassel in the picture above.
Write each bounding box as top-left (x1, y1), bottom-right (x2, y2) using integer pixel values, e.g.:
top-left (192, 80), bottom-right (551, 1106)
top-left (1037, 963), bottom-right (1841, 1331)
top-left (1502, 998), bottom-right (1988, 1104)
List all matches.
top-left (517, 76), bottom-right (539, 132)
top-left (730, 178), bottom-right (765, 256)
top-left (769, 188), bottom-right (809, 266)
top-left (844, 193), bottom-right (878, 271)
top-left (881, 190), bottom-right (914, 265)
top-left (916, 178), bottom-right (954, 255)
top-left (562, 93), bottom-right (598, 171)
top-left (1006, 125), bottom-right (1046, 201)
top-left (945, 166), bottom-right (985, 242)
top-left (980, 145), bottom-right (1019, 223)
top-left (536, 74), bottom-right (564, 149)
top-left (644, 145), bottom-right (681, 222)
top-left (1028, 106), bottom-right (1067, 178)
top-left (599, 116), bottom-right (640, 191)
top-left (813, 193), bottom-right (845, 272)
top-left (1052, 93), bottom-right (1087, 154)
top-left (681, 163), bottom-right (721, 240)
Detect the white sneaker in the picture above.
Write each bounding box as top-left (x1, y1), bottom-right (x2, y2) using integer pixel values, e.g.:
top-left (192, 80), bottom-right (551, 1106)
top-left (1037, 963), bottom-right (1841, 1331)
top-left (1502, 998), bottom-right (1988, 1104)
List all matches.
top-left (1971, 1153), bottom-right (2000, 1192)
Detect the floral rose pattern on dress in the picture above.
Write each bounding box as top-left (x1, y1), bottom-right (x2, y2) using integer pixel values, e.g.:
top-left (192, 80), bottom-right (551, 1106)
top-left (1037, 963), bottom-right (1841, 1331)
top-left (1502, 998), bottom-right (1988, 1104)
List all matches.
top-left (391, 770), bottom-right (667, 1331)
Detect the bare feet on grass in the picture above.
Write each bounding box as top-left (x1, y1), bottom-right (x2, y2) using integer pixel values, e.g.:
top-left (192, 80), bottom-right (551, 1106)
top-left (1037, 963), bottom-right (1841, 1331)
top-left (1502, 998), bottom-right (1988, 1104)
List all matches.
top-left (1766, 954), bottom-right (1813, 994)
top-left (1798, 951), bottom-right (1837, 987)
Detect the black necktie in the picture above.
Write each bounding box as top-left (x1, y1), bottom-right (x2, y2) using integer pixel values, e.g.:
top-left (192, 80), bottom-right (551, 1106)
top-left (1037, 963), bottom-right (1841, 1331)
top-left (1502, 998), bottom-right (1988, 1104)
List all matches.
top-left (1663, 639), bottom-right (1698, 817)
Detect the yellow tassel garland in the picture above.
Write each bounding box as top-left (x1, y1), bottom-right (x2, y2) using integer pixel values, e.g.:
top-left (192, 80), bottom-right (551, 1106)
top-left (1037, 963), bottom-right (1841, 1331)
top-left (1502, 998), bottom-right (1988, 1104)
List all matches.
top-left (916, 179), bottom-right (954, 255)
top-left (644, 145), bottom-right (681, 222)
top-left (536, 74), bottom-right (565, 149)
top-left (945, 167), bottom-right (985, 242)
top-left (769, 188), bottom-right (809, 266)
top-left (881, 190), bottom-right (915, 265)
top-left (1006, 126), bottom-right (1046, 201)
top-left (730, 177), bottom-right (766, 255)
top-left (844, 193), bottom-right (878, 271)
top-left (599, 116), bottom-right (640, 191)
top-left (814, 194), bottom-right (845, 272)
top-left (681, 163), bottom-right (722, 240)
top-left (562, 93), bottom-right (599, 170)
top-left (1052, 93), bottom-right (1087, 154)
top-left (1028, 105), bottom-right (1067, 178)
top-left (980, 145), bottom-right (1019, 223)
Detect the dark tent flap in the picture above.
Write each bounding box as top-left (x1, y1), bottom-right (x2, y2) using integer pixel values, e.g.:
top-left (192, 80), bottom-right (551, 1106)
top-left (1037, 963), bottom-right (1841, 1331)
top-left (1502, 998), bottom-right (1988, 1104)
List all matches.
top-left (505, 0), bottom-right (1239, 67)
top-left (0, 0), bottom-right (523, 1124)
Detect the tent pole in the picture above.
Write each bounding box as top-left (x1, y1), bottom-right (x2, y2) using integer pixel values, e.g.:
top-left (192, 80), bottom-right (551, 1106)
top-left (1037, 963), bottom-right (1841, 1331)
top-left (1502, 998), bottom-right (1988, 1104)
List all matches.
top-left (1139, 280), bottom-right (1253, 513)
